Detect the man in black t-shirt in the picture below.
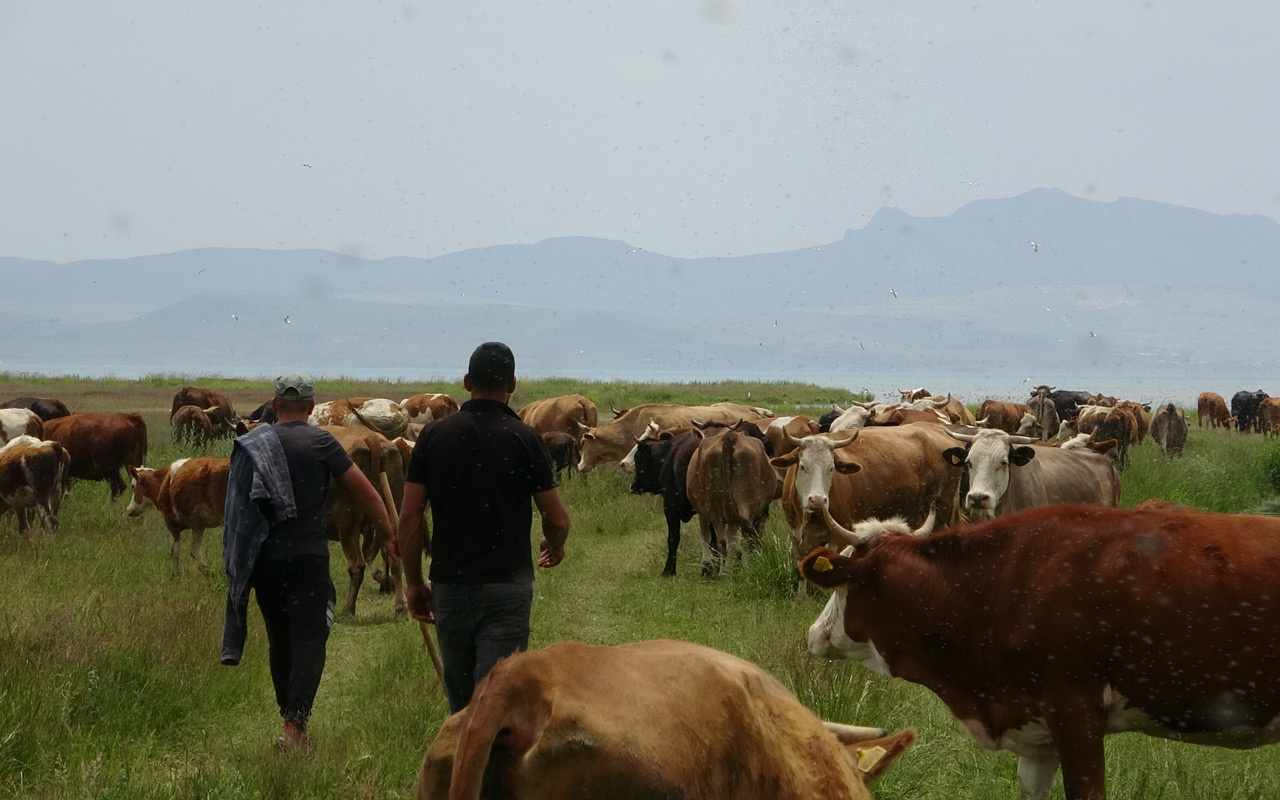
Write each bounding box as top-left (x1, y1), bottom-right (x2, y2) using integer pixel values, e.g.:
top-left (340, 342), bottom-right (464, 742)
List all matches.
top-left (224, 372), bottom-right (395, 751)
top-left (396, 343), bottom-right (571, 712)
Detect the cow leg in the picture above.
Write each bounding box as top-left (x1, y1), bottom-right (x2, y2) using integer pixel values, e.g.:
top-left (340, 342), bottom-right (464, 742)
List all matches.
top-left (661, 504), bottom-right (681, 577)
top-left (338, 529), bottom-right (365, 616)
top-left (16, 508), bottom-right (33, 541)
top-left (1016, 754), bottom-right (1060, 800)
top-left (698, 518), bottom-right (719, 577)
top-left (106, 471), bottom-right (127, 501)
top-left (190, 528), bottom-right (210, 575)
top-left (169, 532), bottom-right (183, 578)
top-left (1045, 703), bottom-right (1107, 800)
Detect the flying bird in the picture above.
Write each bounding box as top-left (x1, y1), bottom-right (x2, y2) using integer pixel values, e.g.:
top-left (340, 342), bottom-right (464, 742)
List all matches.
top-left (1030, 241), bottom-right (1039, 252)
top-left (889, 288), bottom-right (898, 298)
top-left (284, 316), bottom-right (291, 325)
top-left (1089, 331), bottom-right (1097, 337)
top-left (231, 314), bottom-right (238, 321)
top-left (303, 164), bottom-right (312, 168)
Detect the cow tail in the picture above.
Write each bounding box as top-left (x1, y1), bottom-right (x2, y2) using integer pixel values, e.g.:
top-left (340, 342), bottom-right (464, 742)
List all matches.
top-left (449, 673), bottom-right (551, 800)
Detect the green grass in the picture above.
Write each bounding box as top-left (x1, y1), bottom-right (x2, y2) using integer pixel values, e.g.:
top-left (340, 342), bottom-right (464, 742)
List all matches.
top-left (2, 378), bottom-right (1279, 798)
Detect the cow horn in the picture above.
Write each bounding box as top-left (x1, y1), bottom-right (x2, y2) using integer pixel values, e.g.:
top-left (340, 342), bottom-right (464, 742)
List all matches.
top-left (691, 419), bottom-right (706, 430)
top-left (929, 395), bottom-right (951, 408)
top-left (946, 427), bottom-right (978, 443)
top-left (205, 405), bottom-right (221, 414)
top-left (577, 421), bottom-right (590, 432)
top-left (1009, 434), bottom-right (1038, 445)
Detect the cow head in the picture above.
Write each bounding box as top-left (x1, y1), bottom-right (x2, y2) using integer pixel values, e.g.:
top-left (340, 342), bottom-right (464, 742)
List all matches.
top-left (620, 420), bottom-right (661, 474)
top-left (942, 427), bottom-right (1037, 519)
top-left (124, 465), bottom-right (162, 517)
top-left (770, 430), bottom-right (861, 513)
top-left (629, 436), bottom-right (672, 496)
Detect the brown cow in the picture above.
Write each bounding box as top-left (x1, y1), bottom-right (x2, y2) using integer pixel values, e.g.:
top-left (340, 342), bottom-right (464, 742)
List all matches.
top-left (540, 431), bottom-right (580, 482)
top-left (416, 639), bottom-right (915, 800)
top-left (0, 408), bottom-right (44, 445)
top-left (0, 436), bottom-right (71, 538)
top-left (43, 412), bottom-right (148, 499)
top-left (171, 387), bottom-right (236, 438)
top-left (1196, 391), bottom-right (1232, 429)
top-left (685, 428), bottom-right (777, 575)
top-left (1258, 397), bottom-right (1280, 437)
top-left (760, 415), bottom-right (820, 458)
top-left (126, 457), bottom-right (230, 576)
top-left (975, 399), bottom-right (1032, 434)
top-left (1092, 405), bottom-right (1137, 469)
top-left (323, 426), bottom-right (405, 615)
top-left (171, 404), bottom-right (216, 447)
top-left (577, 402), bottom-right (772, 473)
top-left (1150, 402), bottom-right (1189, 455)
top-left (1115, 400), bottom-right (1150, 444)
top-left (400, 392), bottom-right (460, 424)
top-left (803, 503), bottom-right (1280, 800)
top-left (311, 398), bottom-right (410, 440)
top-left (518, 393), bottom-right (598, 442)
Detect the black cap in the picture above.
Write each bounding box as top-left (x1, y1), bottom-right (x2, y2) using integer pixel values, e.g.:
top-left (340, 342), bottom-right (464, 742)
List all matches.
top-left (468, 342), bottom-right (515, 389)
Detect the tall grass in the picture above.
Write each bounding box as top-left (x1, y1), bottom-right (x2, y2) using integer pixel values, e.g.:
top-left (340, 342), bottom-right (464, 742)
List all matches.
top-left (1, 378), bottom-right (1278, 798)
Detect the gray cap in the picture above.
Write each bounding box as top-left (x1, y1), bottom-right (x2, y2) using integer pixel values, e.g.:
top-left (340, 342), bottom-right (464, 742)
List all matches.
top-left (274, 372), bottom-right (315, 399)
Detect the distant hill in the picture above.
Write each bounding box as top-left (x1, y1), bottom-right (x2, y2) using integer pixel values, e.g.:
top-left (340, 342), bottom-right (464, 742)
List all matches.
top-left (2, 188), bottom-right (1278, 388)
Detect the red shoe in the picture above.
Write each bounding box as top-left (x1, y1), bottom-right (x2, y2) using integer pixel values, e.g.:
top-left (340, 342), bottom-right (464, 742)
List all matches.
top-left (275, 720), bottom-right (312, 753)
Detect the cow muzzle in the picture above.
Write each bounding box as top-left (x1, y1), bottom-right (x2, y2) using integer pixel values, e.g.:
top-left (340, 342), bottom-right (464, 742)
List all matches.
top-left (965, 492), bottom-right (991, 510)
top-left (805, 494), bottom-right (829, 511)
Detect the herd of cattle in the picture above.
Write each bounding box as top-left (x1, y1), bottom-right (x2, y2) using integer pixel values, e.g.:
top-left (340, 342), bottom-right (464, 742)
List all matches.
top-left (3, 382), bottom-right (1280, 798)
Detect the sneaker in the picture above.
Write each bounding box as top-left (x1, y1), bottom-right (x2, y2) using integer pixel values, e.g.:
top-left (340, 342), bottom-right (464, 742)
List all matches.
top-left (275, 720), bottom-right (312, 753)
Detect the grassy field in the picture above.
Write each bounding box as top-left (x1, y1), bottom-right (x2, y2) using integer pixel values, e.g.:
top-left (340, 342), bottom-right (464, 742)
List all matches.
top-left (2, 374), bottom-right (1279, 799)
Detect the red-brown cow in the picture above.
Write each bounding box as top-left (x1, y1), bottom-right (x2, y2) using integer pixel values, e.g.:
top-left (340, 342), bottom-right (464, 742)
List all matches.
top-left (0, 436), bottom-right (71, 538)
top-left (759, 415), bottom-right (820, 458)
top-left (43, 412), bottom-right (148, 499)
top-left (400, 392), bottom-right (460, 424)
top-left (975, 399), bottom-right (1032, 434)
top-left (171, 387), bottom-right (236, 438)
top-left (802, 503), bottom-right (1280, 800)
top-left (577, 402), bottom-right (771, 473)
top-left (417, 639), bottom-right (915, 800)
top-left (1196, 391), bottom-right (1232, 429)
top-left (518, 393), bottom-right (598, 442)
top-left (126, 457), bottom-right (229, 576)
top-left (1258, 397), bottom-right (1280, 437)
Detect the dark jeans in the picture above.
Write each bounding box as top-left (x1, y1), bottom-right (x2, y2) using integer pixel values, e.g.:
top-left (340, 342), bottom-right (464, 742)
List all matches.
top-left (433, 581), bottom-right (533, 713)
top-left (252, 554), bottom-right (335, 730)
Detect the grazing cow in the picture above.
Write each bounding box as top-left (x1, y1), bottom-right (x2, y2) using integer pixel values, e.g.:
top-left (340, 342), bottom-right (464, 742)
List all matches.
top-left (311, 397), bottom-right (410, 440)
top-left (769, 425), bottom-right (963, 569)
top-left (1150, 403), bottom-right (1189, 455)
top-left (171, 387), bottom-right (236, 438)
top-left (1196, 391), bottom-right (1231, 429)
top-left (0, 408), bottom-right (44, 445)
top-left (518, 394), bottom-right (598, 442)
top-left (577, 402), bottom-right (771, 473)
top-left (125, 457), bottom-right (230, 576)
top-left (1026, 393), bottom-right (1060, 440)
top-left (685, 428), bottom-right (777, 575)
top-left (416, 639), bottom-right (914, 800)
top-left (942, 427), bottom-right (1120, 521)
top-left (1, 396), bottom-right (71, 421)
top-left (540, 431), bottom-right (580, 482)
top-left (802, 503), bottom-right (1280, 800)
top-left (323, 426), bottom-right (405, 615)
top-left (0, 436), bottom-right (71, 538)
top-left (43, 412), bottom-right (148, 499)
top-left (1114, 400), bottom-right (1151, 444)
top-left (400, 392), bottom-right (460, 425)
top-left (975, 399), bottom-right (1032, 434)
top-left (171, 404), bottom-right (217, 447)
top-left (1231, 390), bottom-right (1270, 433)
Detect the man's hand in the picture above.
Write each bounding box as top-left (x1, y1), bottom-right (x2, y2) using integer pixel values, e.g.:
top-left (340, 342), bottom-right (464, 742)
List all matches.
top-left (538, 537), bottom-right (564, 568)
top-left (405, 581), bottom-right (435, 623)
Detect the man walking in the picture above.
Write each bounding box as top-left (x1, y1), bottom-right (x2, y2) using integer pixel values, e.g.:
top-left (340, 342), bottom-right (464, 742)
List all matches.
top-left (396, 342), bottom-right (571, 713)
top-left (222, 372), bottom-right (395, 750)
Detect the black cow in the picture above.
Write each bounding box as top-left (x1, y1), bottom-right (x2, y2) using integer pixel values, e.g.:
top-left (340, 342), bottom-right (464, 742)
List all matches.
top-left (246, 400), bottom-right (278, 425)
top-left (1, 396), bottom-right (71, 421)
top-left (1031, 388), bottom-right (1092, 424)
top-left (1231, 390), bottom-right (1270, 433)
top-left (817, 409), bottom-right (841, 433)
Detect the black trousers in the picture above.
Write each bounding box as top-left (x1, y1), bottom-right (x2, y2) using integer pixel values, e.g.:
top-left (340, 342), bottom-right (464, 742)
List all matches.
top-left (251, 554), bottom-right (335, 729)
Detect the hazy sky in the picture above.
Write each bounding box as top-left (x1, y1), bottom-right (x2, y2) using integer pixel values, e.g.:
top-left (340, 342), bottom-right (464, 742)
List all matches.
top-left (4, 1), bottom-right (1278, 264)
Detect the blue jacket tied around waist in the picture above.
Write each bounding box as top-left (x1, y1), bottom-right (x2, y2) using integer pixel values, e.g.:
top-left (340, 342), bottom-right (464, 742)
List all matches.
top-left (221, 424), bottom-right (297, 665)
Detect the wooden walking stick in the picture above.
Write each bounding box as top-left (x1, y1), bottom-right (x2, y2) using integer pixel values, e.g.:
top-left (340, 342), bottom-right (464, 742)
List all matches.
top-left (378, 471), bottom-right (446, 686)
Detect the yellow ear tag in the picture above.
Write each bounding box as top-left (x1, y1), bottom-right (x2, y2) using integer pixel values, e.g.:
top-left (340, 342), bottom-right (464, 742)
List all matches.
top-left (856, 745), bottom-right (887, 772)
top-left (813, 556), bottom-right (833, 572)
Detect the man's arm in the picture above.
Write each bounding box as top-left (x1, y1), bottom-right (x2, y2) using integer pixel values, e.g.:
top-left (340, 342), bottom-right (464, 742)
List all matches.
top-left (396, 480), bottom-right (433, 622)
top-left (337, 464), bottom-right (396, 554)
top-left (534, 487), bottom-right (570, 568)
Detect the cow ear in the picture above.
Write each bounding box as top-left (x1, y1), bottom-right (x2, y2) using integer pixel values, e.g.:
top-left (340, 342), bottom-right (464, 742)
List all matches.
top-left (126, 465), bottom-right (138, 479)
top-left (833, 455), bottom-right (862, 475)
top-left (798, 548), bottom-right (856, 589)
top-left (943, 447), bottom-right (967, 467)
top-left (1010, 446), bottom-right (1036, 466)
top-left (849, 728), bottom-right (917, 782)
top-left (769, 452), bottom-right (799, 470)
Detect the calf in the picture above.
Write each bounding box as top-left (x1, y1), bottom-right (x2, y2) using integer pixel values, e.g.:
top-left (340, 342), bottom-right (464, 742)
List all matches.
top-left (802, 504), bottom-right (1280, 800)
top-left (126, 457), bottom-right (230, 576)
top-left (417, 639), bottom-right (914, 800)
top-left (1196, 391), bottom-right (1231, 429)
top-left (540, 430), bottom-right (580, 482)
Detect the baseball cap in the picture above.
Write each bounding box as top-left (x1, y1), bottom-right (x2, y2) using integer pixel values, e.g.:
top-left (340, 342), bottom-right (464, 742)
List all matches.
top-left (468, 341), bottom-right (516, 389)
top-left (274, 372), bottom-right (315, 399)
